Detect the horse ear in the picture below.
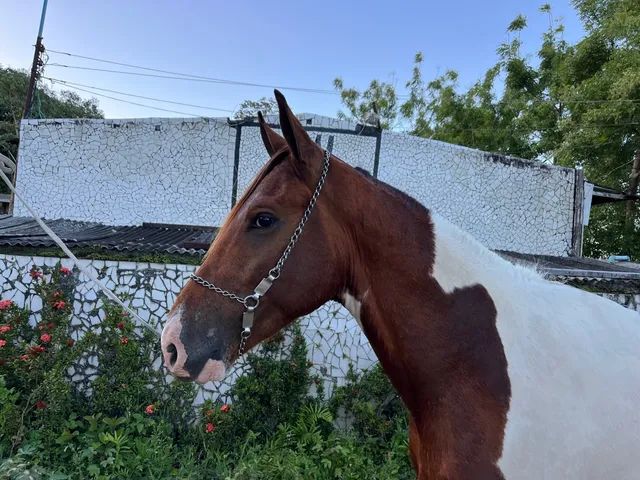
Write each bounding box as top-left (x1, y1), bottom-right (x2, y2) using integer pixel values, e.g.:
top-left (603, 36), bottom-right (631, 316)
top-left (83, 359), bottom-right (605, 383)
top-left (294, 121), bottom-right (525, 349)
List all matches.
top-left (274, 89), bottom-right (322, 181)
top-left (257, 111), bottom-right (286, 156)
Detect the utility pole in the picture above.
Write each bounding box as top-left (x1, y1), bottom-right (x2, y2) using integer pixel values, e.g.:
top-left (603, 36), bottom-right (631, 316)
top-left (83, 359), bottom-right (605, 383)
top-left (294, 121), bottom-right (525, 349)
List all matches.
top-left (625, 150), bottom-right (640, 230)
top-left (22, 0), bottom-right (49, 119)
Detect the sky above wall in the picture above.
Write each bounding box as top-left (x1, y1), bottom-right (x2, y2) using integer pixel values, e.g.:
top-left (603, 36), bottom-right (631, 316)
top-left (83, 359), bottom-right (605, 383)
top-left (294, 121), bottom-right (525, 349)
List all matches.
top-left (1, 0), bottom-right (585, 121)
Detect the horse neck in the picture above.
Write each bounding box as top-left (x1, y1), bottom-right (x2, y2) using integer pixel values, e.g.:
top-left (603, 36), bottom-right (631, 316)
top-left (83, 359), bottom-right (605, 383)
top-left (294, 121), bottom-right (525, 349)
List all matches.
top-left (333, 164), bottom-right (527, 412)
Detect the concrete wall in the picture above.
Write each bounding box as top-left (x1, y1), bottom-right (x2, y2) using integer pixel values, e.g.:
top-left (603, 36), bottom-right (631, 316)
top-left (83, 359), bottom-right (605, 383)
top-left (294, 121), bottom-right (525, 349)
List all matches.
top-left (16, 116), bottom-right (577, 255)
top-left (1, 254), bottom-right (638, 404)
top-left (0, 253), bottom-right (375, 403)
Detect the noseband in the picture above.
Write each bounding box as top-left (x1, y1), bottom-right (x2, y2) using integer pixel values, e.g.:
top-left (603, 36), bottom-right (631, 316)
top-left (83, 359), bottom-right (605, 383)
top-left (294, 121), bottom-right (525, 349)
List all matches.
top-left (190, 149), bottom-right (331, 356)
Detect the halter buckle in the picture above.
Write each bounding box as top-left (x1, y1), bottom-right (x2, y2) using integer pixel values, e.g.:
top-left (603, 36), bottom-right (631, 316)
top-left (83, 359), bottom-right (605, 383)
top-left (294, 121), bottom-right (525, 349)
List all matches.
top-left (244, 293), bottom-right (260, 310)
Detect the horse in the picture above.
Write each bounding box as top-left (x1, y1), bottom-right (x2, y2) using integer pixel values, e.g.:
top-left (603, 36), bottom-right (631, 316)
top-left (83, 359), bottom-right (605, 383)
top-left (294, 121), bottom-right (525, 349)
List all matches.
top-left (161, 90), bottom-right (640, 479)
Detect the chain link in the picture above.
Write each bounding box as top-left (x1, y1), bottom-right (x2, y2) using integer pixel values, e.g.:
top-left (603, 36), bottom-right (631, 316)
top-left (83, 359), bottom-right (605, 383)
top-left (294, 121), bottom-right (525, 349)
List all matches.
top-left (189, 274), bottom-right (248, 305)
top-left (273, 150), bottom-right (330, 273)
top-left (190, 149), bottom-right (331, 356)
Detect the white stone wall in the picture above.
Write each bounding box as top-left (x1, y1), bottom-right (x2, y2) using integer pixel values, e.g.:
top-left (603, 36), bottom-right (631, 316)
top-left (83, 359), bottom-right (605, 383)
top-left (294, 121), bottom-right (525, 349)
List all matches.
top-left (16, 118), bottom-right (235, 227)
top-left (1, 254), bottom-right (638, 403)
top-left (0, 254), bottom-right (376, 402)
top-left (16, 116), bottom-right (578, 255)
top-left (378, 132), bottom-right (576, 255)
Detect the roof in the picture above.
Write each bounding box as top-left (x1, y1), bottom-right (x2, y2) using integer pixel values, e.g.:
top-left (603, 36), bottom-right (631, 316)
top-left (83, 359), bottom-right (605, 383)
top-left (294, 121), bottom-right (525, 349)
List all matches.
top-left (591, 183), bottom-right (640, 205)
top-left (497, 250), bottom-right (640, 280)
top-left (0, 217), bottom-right (216, 255)
top-left (1, 216), bottom-right (639, 285)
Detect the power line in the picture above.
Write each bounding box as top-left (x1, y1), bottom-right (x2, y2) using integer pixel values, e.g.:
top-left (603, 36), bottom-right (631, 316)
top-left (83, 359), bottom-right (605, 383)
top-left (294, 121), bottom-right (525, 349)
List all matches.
top-left (47, 80), bottom-right (207, 117)
top-left (46, 53), bottom-right (337, 95)
top-left (43, 77), bottom-right (234, 113)
top-left (46, 48), bottom-right (640, 106)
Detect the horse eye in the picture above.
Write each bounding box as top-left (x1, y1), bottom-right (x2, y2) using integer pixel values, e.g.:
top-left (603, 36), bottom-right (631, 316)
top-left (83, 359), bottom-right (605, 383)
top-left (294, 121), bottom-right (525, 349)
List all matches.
top-left (252, 213), bottom-right (276, 229)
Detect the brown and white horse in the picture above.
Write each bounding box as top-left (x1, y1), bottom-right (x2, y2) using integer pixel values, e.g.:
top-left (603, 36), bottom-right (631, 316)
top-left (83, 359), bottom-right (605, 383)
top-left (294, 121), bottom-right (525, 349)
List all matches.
top-left (161, 90), bottom-right (640, 479)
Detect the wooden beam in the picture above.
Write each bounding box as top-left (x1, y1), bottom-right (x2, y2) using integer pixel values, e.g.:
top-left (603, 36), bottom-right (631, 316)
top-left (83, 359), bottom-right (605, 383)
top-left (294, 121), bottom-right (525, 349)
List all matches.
top-left (571, 168), bottom-right (585, 257)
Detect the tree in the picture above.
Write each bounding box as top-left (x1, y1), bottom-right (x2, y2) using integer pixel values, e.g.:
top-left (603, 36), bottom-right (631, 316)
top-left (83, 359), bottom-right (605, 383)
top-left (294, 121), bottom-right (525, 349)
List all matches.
top-left (333, 77), bottom-right (398, 128)
top-left (233, 97), bottom-right (277, 120)
top-left (334, 1), bottom-right (640, 259)
top-left (0, 67), bottom-right (102, 196)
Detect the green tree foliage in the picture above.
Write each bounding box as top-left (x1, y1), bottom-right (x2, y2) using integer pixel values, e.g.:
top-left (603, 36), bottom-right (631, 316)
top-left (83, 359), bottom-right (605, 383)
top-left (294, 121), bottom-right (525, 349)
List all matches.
top-left (335, 1), bottom-right (640, 258)
top-left (0, 265), bottom-right (412, 478)
top-left (233, 96), bottom-right (278, 120)
top-left (0, 67), bottom-right (102, 191)
top-left (333, 77), bottom-right (398, 128)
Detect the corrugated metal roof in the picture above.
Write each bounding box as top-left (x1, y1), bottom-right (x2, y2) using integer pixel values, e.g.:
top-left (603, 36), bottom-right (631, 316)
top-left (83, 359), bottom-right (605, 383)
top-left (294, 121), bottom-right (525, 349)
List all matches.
top-left (497, 250), bottom-right (640, 280)
top-left (0, 217), bottom-right (215, 255)
top-left (1, 217), bottom-right (639, 282)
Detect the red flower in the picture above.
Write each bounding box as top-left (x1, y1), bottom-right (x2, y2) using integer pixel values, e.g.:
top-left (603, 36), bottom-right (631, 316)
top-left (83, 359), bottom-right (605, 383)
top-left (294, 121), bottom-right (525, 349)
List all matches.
top-left (116, 322), bottom-right (125, 330)
top-left (19, 354), bottom-right (29, 361)
top-left (29, 269), bottom-right (43, 279)
top-left (220, 404), bottom-right (230, 413)
top-left (66, 338), bottom-right (75, 347)
top-left (53, 300), bottom-right (66, 310)
top-left (0, 325), bottom-right (11, 334)
top-left (120, 336), bottom-right (129, 345)
top-left (145, 404), bottom-right (155, 415)
top-left (60, 267), bottom-right (71, 275)
top-left (205, 422), bottom-right (215, 433)
top-left (40, 333), bottom-right (52, 343)
top-left (0, 300), bottom-right (13, 310)
top-left (30, 345), bottom-right (45, 354)
top-left (0, 339), bottom-right (6, 348)
top-left (34, 400), bottom-right (47, 410)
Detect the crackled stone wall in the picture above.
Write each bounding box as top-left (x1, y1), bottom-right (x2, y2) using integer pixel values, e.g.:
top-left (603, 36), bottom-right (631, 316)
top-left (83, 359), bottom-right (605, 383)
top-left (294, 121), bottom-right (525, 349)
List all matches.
top-left (16, 115), bottom-right (578, 255)
top-left (0, 254), bottom-right (376, 403)
top-left (600, 293), bottom-right (640, 313)
top-left (1, 254), bottom-right (637, 403)
top-left (16, 118), bottom-right (235, 227)
top-left (236, 125), bottom-right (377, 195)
top-left (378, 132), bottom-right (576, 255)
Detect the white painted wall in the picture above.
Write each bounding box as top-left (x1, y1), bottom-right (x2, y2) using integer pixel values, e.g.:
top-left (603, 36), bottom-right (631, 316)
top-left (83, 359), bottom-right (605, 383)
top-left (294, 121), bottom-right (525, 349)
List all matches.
top-left (0, 253), bottom-right (375, 403)
top-left (16, 116), bottom-right (577, 255)
top-left (1, 254), bottom-right (637, 405)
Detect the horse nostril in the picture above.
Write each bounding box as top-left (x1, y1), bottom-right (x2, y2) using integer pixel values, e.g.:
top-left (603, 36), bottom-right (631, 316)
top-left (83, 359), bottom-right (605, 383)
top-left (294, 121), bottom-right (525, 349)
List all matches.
top-left (166, 343), bottom-right (178, 367)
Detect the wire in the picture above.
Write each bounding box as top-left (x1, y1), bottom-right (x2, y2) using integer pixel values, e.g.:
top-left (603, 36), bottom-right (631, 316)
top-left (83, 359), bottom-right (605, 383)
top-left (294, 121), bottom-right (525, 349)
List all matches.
top-left (600, 157), bottom-right (638, 180)
top-left (46, 60), bottom-right (337, 95)
top-left (43, 77), bottom-right (234, 113)
top-left (48, 79), bottom-right (207, 117)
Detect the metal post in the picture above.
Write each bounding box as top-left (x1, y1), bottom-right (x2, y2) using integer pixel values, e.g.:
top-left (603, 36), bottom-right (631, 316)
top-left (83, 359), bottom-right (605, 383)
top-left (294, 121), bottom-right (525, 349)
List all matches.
top-left (22, 0), bottom-right (49, 119)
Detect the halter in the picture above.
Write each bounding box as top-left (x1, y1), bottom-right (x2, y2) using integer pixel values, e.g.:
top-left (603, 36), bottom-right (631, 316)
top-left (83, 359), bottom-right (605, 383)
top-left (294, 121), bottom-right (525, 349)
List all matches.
top-left (190, 149), bottom-right (331, 356)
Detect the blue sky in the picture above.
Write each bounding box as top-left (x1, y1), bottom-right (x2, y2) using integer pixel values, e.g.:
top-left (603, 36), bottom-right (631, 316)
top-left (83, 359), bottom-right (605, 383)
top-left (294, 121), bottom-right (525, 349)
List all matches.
top-left (1, 1), bottom-right (585, 120)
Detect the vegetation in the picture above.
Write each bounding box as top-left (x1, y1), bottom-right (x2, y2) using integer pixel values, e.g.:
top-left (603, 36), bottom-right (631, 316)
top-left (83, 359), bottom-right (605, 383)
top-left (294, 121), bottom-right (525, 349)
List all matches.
top-left (0, 262), bottom-right (412, 479)
top-left (233, 97), bottom-right (278, 120)
top-left (335, 0), bottom-right (640, 259)
top-left (0, 67), bottom-right (103, 195)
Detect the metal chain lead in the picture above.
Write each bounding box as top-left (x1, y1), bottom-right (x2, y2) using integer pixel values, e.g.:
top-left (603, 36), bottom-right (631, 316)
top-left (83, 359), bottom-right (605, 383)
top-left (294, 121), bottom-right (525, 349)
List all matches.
top-left (190, 149), bottom-right (331, 356)
top-left (271, 149), bottom-right (331, 277)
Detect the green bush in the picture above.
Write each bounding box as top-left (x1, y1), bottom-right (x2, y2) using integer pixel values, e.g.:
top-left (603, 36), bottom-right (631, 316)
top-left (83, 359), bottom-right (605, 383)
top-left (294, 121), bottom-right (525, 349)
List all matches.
top-left (0, 262), bottom-right (412, 479)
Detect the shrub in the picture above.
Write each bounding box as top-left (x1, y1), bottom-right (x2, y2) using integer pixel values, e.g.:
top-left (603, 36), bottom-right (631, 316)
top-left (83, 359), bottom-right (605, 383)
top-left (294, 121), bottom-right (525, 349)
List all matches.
top-left (0, 262), bottom-right (412, 478)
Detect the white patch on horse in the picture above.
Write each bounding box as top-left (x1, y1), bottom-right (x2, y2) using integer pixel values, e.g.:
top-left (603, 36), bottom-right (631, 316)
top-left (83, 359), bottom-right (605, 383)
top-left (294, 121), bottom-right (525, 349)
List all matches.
top-left (342, 291), bottom-right (363, 330)
top-left (430, 212), bottom-right (640, 479)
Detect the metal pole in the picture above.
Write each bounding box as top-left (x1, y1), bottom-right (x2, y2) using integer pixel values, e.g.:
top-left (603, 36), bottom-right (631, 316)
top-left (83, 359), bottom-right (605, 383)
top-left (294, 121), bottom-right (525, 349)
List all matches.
top-left (22, 0), bottom-right (49, 119)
